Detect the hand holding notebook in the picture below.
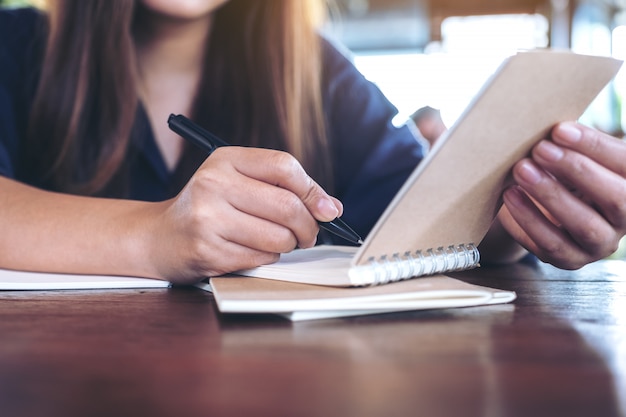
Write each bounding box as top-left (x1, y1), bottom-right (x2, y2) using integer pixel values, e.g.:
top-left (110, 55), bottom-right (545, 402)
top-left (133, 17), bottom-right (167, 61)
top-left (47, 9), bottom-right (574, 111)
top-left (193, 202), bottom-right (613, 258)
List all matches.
top-left (234, 49), bottom-right (623, 287)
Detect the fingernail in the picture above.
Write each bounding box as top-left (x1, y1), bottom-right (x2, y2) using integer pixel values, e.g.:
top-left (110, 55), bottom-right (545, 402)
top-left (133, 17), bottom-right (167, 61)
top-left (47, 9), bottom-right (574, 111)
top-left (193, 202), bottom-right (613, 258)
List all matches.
top-left (318, 198), bottom-right (339, 220)
top-left (517, 161), bottom-right (542, 185)
top-left (555, 122), bottom-right (582, 144)
top-left (535, 140), bottom-right (564, 162)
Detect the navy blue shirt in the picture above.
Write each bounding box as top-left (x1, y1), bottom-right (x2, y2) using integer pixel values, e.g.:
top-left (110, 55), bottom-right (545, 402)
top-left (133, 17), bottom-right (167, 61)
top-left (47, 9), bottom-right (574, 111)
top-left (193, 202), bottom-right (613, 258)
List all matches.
top-left (0, 7), bottom-right (425, 241)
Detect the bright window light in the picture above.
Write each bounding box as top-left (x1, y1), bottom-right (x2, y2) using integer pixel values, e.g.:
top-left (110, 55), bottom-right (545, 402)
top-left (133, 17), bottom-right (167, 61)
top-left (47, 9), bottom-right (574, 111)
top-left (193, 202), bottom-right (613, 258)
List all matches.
top-left (353, 14), bottom-right (549, 127)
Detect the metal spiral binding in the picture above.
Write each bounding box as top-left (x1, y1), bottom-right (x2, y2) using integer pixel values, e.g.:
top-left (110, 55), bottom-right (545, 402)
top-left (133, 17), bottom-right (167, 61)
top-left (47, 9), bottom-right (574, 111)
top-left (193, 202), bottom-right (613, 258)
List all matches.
top-left (362, 243), bottom-right (480, 286)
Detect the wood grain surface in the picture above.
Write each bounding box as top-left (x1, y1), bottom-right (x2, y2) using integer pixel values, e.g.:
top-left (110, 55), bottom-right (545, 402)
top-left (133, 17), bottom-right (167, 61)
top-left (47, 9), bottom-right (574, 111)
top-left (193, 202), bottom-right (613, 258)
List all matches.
top-left (1, 260), bottom-right (624, 417)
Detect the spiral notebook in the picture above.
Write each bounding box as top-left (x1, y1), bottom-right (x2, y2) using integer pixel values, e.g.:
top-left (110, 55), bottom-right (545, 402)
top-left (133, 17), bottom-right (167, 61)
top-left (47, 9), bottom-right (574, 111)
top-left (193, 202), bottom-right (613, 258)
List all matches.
top-left (236, 49), bottom-right (622, 287)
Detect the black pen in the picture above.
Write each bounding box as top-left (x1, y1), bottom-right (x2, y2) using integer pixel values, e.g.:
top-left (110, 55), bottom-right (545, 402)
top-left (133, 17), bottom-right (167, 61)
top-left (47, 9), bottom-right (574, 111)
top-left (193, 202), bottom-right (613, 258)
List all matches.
top-left (168, 114), bottom-right (364, 246)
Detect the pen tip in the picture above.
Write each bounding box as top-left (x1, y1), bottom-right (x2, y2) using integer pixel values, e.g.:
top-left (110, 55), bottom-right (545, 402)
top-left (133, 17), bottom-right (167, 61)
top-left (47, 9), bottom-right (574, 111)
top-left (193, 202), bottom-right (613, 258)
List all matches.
top-left (357, 239), bottom-right (364, 246)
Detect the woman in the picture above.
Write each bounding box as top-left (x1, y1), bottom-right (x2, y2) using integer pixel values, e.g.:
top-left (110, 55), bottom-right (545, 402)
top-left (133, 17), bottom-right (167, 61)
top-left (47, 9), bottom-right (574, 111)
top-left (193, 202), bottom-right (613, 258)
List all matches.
top-left (0, 0), bottom-right (624, 284)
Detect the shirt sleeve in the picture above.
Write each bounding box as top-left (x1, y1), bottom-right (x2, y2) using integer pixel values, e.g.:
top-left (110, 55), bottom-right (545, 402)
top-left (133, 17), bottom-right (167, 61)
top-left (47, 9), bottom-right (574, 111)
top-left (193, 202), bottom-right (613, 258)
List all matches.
top-left (321, 39), bottom-right (426, 240)
top-left (0, 8), bottom-right (43, 179)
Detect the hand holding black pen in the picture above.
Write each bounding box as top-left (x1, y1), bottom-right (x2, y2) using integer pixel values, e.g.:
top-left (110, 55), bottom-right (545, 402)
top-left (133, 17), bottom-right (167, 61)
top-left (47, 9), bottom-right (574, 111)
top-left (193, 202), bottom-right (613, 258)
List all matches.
top-left (168, 113), bottom-right (363, 245)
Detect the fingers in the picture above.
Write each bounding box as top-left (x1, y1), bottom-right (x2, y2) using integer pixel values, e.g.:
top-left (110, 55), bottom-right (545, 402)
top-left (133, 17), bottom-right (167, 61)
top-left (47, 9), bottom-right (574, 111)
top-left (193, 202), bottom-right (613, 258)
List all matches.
top-left (532, 141), bottom-right (626, 230)
top-left (552, 122), bottom-right (626, 177)
top-left (502, 122), bottom-right (626, 268)
top-left (502, 186), bottom-right (601, 268)
top-left (512, 158), bottom-right (619, 263)
top-left (190, 147), bottom-right (341, 252)
top-left (226, 147), bottom-right (341, 221)
top-left (220, 174), bottom-right (320, 249)
top-left (209, 147), bottom-right (340, 248)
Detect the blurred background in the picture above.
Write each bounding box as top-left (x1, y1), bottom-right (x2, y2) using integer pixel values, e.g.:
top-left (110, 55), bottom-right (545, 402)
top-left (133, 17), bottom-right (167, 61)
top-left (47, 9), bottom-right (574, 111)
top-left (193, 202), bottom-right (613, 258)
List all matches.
top-left (322, 0), bottom-right (626, 135)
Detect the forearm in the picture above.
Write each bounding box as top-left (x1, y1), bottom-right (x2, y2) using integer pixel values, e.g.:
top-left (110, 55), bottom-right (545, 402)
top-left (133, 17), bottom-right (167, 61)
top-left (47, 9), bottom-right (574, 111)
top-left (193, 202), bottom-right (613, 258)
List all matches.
top-left (0, 176), bottom-right (165, 279)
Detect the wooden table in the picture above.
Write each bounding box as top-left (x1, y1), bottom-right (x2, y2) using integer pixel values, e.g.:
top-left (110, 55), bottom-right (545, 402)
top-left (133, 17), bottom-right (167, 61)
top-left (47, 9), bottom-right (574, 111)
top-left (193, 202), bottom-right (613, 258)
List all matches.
top-left (1, 260), bottom-right (625, 417)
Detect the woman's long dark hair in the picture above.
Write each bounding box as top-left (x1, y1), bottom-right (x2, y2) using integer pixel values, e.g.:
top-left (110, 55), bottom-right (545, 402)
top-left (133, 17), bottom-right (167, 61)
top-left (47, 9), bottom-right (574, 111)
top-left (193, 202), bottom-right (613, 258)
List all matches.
top-left (23, 0), bottom-right (332, 196)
